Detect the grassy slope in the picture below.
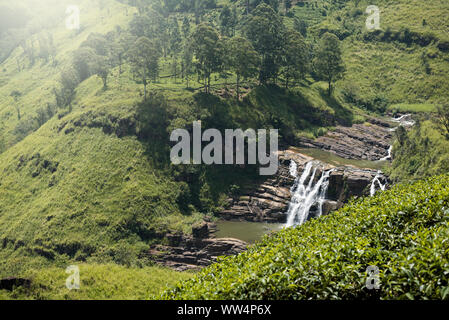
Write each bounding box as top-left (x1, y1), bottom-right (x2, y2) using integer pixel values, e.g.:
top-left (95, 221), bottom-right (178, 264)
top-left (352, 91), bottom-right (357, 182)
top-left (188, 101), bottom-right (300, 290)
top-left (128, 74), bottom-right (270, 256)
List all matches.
top-left (0, 0), bottom-right (448, 299)
top-left (387, 120), bottom-right (449, 182)
top-left (0, 263), bottom-right (192, 300)
top-left (0, 0), bottom-right (351, 279)
top-left (163, 173), bottom-right (449, 300)
top-left (297, 0), bottom-right (449, 108)
top-left (0, 0), bottom-right (200, 291)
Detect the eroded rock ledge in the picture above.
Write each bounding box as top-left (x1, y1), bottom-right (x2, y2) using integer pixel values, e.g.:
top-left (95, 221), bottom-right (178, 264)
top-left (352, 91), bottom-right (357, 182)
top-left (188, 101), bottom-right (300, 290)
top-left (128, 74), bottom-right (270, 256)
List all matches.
top-left (298, 121), bottom-right (393, 161)
top-left (146, 223), bottom-right (247, 271)
top-left (219, 150), bottom-right (388, 223)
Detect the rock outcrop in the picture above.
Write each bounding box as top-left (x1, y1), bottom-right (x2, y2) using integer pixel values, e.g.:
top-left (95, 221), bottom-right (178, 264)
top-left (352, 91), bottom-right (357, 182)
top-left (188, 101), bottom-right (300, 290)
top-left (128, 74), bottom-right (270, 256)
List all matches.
top-left (218, 149), bottom-right (388, 223)
top-left (298, 122), bottom-right (393, 161)
top-left (146, 223), bottom-right (247, 271)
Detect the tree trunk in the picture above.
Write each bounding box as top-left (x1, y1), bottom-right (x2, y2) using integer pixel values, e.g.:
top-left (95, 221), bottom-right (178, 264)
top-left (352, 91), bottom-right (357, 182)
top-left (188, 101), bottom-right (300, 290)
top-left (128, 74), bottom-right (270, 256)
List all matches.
top-left (207, 75), bottom-right (211, 94)
top-left (236, 74), bottom-right (240, 100)
top-left (143, 79), bottom-right (147, 101)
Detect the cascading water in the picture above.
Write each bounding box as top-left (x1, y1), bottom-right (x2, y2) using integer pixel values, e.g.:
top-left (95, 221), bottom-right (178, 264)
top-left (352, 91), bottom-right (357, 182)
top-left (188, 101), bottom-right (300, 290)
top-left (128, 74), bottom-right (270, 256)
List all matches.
top-left (370, 171), bottom-right (387, 196)
top-left (379, 146), bottom-right (393, 161)
top-left (392, 114), bottom-right (416, 127)
top-left (285, 161), bottom-right (333, 227)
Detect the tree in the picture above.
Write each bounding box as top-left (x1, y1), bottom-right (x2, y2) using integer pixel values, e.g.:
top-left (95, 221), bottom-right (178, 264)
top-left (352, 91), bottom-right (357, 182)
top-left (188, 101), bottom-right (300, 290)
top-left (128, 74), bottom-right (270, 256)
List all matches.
top-left (293, 18), bottom-right (307, 37)
top-left (230, 6), bottom-right (238, 37)
top-left (111, 33), bottom-right (135, 76)
top-left (219, 5), bottom-right (232, 37)
top-left (245, 3), bottom-right (286, 84)
top-left (72, 47), bottom-right (98, 82)
top-left (81, 33), bottom-right (109, 56)
top-left (191, 24), bottom-right (223, 93)
top-left (128, 37), bottom-right (161, 101)
top-left (313, 32), bottom-right (345, 96)
top-left (95, 55), bottom-right (111, 90)
top-left (227, 37), bottom-right (260, 99)
top-left (251, 0), bottom-right (280, 12)
top-left (281, 31), bottom-right (309, 89)
top-left (434, 104), bottom-right (449, 140)
top-left (170, 17), bottom-right (182, 56)
top-left (10, 90), bottom-right (22, 120)
top-left (182, 16), bottom-right (191, 39)
top-left (285, 0), bottom-right (292, 13)
top-left (181, 42), bottom-right (194, 88)
top-left (55, 67), bottom-right (79, 110)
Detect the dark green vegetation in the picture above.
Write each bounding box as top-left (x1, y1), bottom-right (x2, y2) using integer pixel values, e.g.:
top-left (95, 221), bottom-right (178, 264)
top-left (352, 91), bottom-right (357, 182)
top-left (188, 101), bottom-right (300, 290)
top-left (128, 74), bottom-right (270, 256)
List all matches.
top-left (1, 0), bottom-right (449, 299)
top-left (163, 173), bottom-right (449, 299)
top-left (387, 118), bottom-right (449, 183)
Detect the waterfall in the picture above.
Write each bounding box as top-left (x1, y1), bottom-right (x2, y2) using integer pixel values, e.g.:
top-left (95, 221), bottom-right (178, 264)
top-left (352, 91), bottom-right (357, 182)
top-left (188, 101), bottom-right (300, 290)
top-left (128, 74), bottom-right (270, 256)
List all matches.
top-left (370, 171), bottom-right (386, 196)
top-left (379, 146), bottom-right (393, 161)
top-left (392, 114), bottom-right (415, 127)
top-left (286, 161), bottom-right (333, 227)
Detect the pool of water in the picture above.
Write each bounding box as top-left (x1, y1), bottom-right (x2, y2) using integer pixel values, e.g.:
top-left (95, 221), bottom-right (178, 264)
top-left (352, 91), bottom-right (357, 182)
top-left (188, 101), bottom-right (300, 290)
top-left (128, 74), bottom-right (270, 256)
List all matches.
top-left (214, 221), bottom-right (284, 244)
top-left (290, 147), bottom-right (389, 171)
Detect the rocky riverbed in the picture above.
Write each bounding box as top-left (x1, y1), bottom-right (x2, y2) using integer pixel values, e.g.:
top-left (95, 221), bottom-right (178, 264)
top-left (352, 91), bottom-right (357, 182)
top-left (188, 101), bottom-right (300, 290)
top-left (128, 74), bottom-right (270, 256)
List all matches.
top-left (298, 119), bottom-right (394, 161)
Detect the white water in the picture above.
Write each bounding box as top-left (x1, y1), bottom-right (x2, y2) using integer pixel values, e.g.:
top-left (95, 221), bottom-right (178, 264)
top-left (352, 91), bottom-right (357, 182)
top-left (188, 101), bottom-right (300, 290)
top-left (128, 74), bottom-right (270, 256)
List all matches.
top-left (286, 161), bottom-right (333, 227)
top-left (392, 114), bottom-right (415, 127)
top-left (370, 171), bottom-right (387, 197)
top-left (379, 145), bottom-right (393, 161)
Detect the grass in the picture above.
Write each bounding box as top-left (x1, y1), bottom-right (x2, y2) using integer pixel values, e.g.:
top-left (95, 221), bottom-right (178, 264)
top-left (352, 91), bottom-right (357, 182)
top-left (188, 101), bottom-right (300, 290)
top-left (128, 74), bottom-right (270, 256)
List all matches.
top-left (387, 120), bottom-right (449, 182)
top-left (0, 263), bottom-right (193, 300)
top-left (387, 103), bottom-right (437, 114)
top-left (296, 0), bottom-right (449, 108)
top-left (0, 0), bottom-right (448, 300)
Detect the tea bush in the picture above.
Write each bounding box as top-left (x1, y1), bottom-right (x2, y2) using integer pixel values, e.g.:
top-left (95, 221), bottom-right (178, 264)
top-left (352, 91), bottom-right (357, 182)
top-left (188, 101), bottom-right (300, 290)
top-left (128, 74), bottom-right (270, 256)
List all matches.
top-left (162, 174), bottom-right (449, 300)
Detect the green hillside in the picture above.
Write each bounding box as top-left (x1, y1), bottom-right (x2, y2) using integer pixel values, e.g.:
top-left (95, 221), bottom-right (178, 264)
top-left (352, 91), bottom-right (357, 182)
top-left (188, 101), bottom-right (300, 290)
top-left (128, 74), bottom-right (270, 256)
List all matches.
top-left (1, 0), bottom-right (448, 299)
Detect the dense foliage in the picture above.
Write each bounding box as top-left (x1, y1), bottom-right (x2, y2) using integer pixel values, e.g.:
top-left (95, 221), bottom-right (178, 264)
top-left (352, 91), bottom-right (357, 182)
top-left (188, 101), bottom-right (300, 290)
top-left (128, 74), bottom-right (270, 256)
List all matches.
top-left (388, 120), bottom-right (449, 183)
top-left (162, 173), bottom-right (449, 300)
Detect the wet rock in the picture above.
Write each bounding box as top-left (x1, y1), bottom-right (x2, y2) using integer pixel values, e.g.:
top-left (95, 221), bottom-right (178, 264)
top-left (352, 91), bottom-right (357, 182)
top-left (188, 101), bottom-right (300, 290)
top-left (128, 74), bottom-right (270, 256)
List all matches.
top-left (218, 149), bottom-right (388, 223)
top-left (322, 200), bottom-right (341, 216)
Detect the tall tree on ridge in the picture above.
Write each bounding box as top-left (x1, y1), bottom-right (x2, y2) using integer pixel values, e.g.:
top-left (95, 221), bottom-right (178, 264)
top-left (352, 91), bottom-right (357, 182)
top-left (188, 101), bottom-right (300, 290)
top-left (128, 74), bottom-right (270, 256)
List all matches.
top-left (227, 37), bottom-right (260, 99)
top-left (313, 32), bottom-right (345, 96)
top-left (245, 3), bottom-right (286, 84)
top-left (191, 24), bottom-right (223, 93)
top-left (128, 37), bottom-right (161, 101)
top-left (281, 31), bottom-right (309, 89)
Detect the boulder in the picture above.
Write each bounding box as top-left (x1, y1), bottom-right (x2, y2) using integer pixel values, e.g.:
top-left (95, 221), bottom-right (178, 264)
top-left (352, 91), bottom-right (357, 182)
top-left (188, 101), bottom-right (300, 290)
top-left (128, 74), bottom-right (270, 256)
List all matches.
top-left (322, 200), bottom-right (341, 216)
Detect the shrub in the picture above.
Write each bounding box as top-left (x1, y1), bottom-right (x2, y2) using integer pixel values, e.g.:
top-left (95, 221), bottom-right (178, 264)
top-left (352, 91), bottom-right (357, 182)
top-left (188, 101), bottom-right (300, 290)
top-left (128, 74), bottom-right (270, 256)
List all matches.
top-left (162, 173), bottom-right (449, 300)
